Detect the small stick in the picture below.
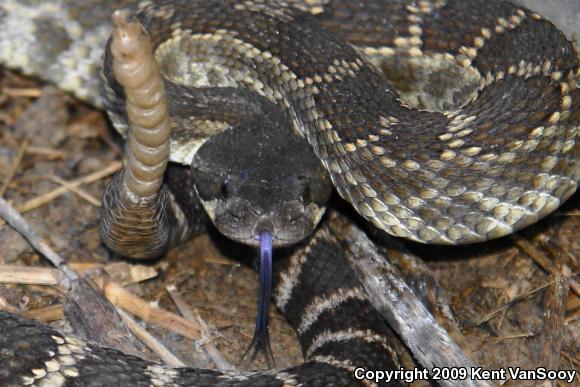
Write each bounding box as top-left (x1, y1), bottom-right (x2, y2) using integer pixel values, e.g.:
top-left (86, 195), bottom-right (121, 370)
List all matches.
top-left (561, 352), bottom-right (580, 367)
top-left (0, 263), bottom-right (199, 343)
top-left (167, 284), bottom-right (233, 370)
top-left (3, 87), bottom-right (43, 98)
top-left (0, 297), bottom-right (18, 313)
top-left (0, 264), bottom-right (60, 285)
top-left (22, 304), bottom-right (64, 322)
top-left (16, 161), bottom-right (121, 213)
top-left (0, 197), bottom-right (77, 286)
top-left (93, 278), bottom-right (201, 340)
top-left (512, 235), bottom-right (580, 297)
top-left (0, 138), bottom-right (28, 196)
top-left (485, 333), bottom-right (535, 341)
top-left (539, 254), bottom-right (570, 370)
top-left (47, 175), bottom-right (101, 207)
top-left (0, 263), bottom-right (157, 287)
top-left (25, 146), bottom-right (68, 160)
top-left (117, 308), bottom-right (186, 367)
top-left (71, 262), bottom-right (158, 285)
top-left (195, 310), bottom-right (233, 369)
top-left (165, 284), bottom-right (198, 326)
top-left (204, 256), bottom-right (237, 266)
top-left (470, 276), bottom-right (576, 326)
top-left (562, 210), bottom-right (579, 216)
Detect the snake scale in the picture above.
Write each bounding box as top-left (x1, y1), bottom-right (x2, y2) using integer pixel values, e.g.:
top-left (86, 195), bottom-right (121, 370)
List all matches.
top-left (0, 0), bottom-right (579, 386)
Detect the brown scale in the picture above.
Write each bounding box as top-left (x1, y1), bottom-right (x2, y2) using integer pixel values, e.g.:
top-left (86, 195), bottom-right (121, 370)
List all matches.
top-left (421, 0), bottom-right (518, 55)
top-left (136, 0), bottom-right (364, 80)
top-left (474, 16), bottom-right (577, 74)
top-left (300, 0), bottom-right (416, 48)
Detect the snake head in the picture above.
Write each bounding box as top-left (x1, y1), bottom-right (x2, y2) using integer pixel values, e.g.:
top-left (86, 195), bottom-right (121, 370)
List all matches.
top-left (191, 113), bottom-right (332, 247)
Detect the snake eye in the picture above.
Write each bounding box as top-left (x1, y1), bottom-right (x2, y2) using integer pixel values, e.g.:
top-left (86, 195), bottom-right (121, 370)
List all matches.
top-left (220, 175), bottom-right (241, 199)
top-left (302, 184), bottom-right (312, 202)
top-left (220, 179), bottom-right (231, 198)
top-left (285, 175), bottom-right (311, 201)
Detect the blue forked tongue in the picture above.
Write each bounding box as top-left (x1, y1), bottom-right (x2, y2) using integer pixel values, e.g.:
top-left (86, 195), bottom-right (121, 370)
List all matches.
top-left (241, 231), bottom-right (275, 367)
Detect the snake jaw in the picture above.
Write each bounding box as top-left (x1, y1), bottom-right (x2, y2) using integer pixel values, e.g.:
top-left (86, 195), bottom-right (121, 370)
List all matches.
top-left (199, 197), bottom-right (327, 247)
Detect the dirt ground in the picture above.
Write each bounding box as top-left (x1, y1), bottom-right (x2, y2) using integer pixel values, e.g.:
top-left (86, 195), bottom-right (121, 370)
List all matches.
top-left (0, 65), bottom-right (578, 386)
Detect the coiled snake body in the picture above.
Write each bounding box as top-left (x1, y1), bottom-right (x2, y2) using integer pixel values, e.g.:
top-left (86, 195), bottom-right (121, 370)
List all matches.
top-left (0, 0), bottom-right (578, 386)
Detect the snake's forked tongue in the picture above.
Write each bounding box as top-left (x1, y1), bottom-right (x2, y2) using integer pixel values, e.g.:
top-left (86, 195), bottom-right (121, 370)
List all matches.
top-left (241, 231), bottom-right (275, 367)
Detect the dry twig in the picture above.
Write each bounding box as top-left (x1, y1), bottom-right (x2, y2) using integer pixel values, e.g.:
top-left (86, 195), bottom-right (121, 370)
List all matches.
top-left (167, 284), bottom-right (232, 370)
top-left (92, 277), bottom-right (202, 341)
top-left (25, 146), bottom-right (68, 160)
top-left (470, 275), bottom-right (577, 326)
top-left (539, 254), bottom-right (570, 369)
top-left (0, 262), bottom-right (157, 287)
top-left (3, 87), bottom-right (43, 98)
top-left (0, 197), bottom-right (77, 286)
top-left (512, 235), bottom-right (580, 297)
top-left (117, 308), bottom-right (186, 367)
top-left (47, 175), bottom-right (101, 207)
top-left (22, 304), bottom-right (64, 322)
top-left (0, 137), bottom-right (28, 196)
top-left (0, 264), bottom-right (60, 285)
top-left (16, 161), bottom-right (121, 213)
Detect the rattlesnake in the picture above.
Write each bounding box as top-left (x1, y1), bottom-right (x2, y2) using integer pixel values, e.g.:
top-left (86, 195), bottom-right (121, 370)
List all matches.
top-left (0, 0), bottom-right (578, 386)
